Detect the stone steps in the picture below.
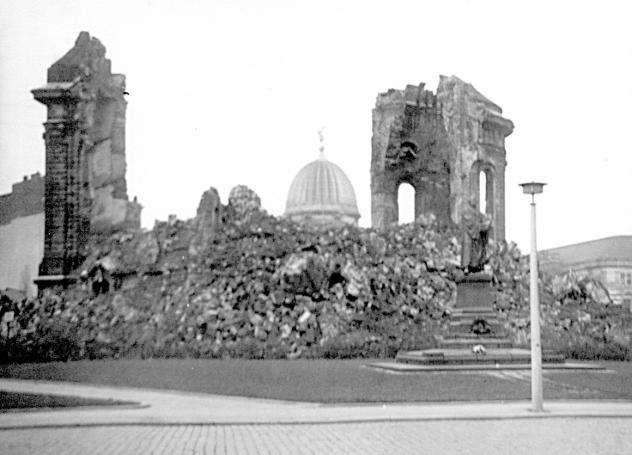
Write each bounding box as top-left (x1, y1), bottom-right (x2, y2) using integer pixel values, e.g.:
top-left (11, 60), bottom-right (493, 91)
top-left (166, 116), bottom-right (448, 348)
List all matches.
top-left (437, 337), bottom-right (513, 349)
top-left (442, 332), bottom-right (507, 339)
top-left (396, 348), bottom-right (566, 366)
top-left (450, 312), bottom-right (499, 321)
top-left (395, 273), bottom-right (565, 367)
top-left (451, 306), bottom-right (496, 314)
top-left (448, 320), bottom-right (504, 333)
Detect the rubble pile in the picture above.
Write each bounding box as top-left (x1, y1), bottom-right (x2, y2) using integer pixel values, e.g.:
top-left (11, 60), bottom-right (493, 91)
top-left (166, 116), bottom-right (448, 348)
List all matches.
top-left (540, 271), bottom-right (632, 359)
top-left (1, 186), bottom-right (630, 362)
top-left (487, 242), bottom-right (632, 358)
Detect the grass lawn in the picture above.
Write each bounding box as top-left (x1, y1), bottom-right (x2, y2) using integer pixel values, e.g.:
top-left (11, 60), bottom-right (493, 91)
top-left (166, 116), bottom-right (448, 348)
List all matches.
top-left (0, 390), bottom-right (135, 411)
top-left (1, 359), bottom-right (632, 403)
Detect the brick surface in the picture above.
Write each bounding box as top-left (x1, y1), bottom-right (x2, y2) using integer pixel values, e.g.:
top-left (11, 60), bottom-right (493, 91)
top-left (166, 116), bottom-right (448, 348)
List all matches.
top-left (1, 418), bottom-right (630, 455)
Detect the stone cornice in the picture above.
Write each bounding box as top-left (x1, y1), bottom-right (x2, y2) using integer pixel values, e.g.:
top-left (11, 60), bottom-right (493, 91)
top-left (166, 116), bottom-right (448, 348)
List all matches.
top-left (31, 79), bottom-right (80, 105)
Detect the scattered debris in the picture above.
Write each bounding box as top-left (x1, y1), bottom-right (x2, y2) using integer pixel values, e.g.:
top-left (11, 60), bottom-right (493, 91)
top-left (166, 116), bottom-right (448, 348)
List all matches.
top-left (1, 187), bottom-right (629, 362)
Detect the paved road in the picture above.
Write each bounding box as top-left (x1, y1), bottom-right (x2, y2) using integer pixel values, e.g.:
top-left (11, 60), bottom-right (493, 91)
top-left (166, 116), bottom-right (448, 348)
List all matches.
top-left (1, 379), bottom-right (632, 454)
top-left (2, 418), bottom-right (631, 455)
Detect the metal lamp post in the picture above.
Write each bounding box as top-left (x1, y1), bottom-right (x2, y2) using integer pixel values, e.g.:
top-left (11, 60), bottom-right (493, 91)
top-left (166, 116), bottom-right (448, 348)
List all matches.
top-left (519, 181), bottom-right (546, 412)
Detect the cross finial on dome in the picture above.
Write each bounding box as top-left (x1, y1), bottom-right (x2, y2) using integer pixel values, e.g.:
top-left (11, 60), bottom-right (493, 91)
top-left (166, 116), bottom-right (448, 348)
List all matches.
top-left (318, 127), bottom-right (325, 160)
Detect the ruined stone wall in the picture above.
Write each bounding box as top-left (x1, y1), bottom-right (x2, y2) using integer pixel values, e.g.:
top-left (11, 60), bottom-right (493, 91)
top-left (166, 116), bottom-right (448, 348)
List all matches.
top-left (32, 32), bottom-right (141, 279)
top-left (371, 76), bottom-right (513, 240)
top-left (371, 84), bottom-right (453, 229)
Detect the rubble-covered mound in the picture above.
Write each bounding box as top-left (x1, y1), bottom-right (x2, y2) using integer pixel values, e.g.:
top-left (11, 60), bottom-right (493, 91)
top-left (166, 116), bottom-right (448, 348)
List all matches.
top-left (1, 187), bottom-right (631, 362)
top-left (487, 242), bottom-right (631, 359)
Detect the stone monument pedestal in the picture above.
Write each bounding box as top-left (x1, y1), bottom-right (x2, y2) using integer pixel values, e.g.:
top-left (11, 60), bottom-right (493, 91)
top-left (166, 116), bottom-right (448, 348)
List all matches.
top-left (396, 273), bottom-right (564, 366)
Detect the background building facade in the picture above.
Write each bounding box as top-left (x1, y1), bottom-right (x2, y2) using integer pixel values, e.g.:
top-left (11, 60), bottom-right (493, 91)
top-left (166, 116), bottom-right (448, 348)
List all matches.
top-left (0, 174), bottom-right (45, 296)
top-left (539, 236), bottom-right (632, 308)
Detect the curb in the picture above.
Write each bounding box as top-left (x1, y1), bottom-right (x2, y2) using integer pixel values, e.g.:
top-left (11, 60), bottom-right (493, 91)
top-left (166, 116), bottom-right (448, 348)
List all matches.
top-left (3, 412), bottom-right (632, 431)
top-left (0, 403), bottom-right (148, 414)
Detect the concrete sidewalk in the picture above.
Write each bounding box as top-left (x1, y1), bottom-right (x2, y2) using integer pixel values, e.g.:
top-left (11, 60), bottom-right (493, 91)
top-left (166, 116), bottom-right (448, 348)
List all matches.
top-left (2, 379), bottom-right (632, 454)
top-left (2, 378), bottom-right (632, 429)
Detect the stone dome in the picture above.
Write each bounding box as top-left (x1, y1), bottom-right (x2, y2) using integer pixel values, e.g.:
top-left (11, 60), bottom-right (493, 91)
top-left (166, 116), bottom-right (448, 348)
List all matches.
top-left (285, 155), bottom-right (360, 226)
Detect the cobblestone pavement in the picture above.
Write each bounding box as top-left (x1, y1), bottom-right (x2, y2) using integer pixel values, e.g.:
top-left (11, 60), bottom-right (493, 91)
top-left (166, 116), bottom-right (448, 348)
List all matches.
top-left (1, 418), bottom-right (631, 455)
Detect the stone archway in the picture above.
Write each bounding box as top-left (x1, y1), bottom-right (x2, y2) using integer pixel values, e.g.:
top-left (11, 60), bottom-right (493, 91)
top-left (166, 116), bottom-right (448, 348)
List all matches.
top-left (397, 181), bottom-right (416, 224)
top-left (469, 160), bottom-right (496, 237)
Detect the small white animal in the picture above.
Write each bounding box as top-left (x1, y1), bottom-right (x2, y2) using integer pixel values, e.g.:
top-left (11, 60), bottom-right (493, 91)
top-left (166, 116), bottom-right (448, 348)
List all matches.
top-left (472, 344), bottom-right (487, 355)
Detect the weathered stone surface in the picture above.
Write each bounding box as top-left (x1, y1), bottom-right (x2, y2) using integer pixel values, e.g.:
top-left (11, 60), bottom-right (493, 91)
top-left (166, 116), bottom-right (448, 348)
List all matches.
top-left (228, 185), bottom-right (262, 223)
top-left (188, 187), bottom-right (222, 257)
top-left (32, 32), bottom-right (141, 281)
top-left (371, 76), bottom-right (513, 241)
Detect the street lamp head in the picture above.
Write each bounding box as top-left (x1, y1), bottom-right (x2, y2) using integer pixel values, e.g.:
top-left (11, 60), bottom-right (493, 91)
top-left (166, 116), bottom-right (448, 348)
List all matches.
top-left (519, 182), bottom-right (546, 195)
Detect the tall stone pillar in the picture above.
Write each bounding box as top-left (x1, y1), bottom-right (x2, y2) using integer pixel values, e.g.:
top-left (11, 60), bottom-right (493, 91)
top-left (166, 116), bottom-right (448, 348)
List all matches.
top-left (494, 160), bottom-right (506, 240)
top-left (33, 86), bottom-right (89, 279)
top-left (32, 32), bottom-right (141, 289)
top-left (370, 174), bottom-right (398, 228)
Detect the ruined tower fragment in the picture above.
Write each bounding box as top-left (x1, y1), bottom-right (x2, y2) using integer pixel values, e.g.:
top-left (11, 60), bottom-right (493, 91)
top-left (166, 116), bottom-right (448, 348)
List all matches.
top-left (32, 32), bottom-right (141, 285)
top-left (371, 76), bottom-right (514, 240)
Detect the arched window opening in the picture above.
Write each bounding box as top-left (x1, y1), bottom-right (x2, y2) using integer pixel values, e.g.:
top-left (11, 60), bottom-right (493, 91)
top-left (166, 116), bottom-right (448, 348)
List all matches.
top-left (479, 170), bottom-right (487, 214)
top-left (398, 182), bottom-right (415, 224)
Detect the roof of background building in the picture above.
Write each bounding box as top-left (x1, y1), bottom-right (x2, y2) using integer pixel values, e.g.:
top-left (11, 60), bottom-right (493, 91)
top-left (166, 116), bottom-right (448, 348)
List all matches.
top-left (0, 173), bottom-right (44, 225)
top-left (539, 236), bottom-right (632, 272)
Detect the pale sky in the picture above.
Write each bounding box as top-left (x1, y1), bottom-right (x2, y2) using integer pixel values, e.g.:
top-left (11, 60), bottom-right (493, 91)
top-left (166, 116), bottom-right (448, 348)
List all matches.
top-left (1, 0), bottom-right (631, 253)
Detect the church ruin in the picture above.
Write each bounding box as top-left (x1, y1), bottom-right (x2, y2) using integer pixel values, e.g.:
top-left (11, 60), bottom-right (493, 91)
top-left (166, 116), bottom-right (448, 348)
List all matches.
top-left (32, 32), bottom-right (141, 287)
top-left (371, 76), bottom-right (514, 240)
top-left (22, 34), bottom-right (513, 293)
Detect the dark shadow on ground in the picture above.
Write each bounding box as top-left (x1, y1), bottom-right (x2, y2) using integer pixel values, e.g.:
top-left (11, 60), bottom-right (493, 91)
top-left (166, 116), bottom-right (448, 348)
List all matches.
top-left (0, 390), bottom-right (136, 411)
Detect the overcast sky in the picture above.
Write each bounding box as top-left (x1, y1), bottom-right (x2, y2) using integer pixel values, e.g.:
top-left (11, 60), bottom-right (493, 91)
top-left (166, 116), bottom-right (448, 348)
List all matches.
top-left (1, 0), bottom-right (630, 253)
